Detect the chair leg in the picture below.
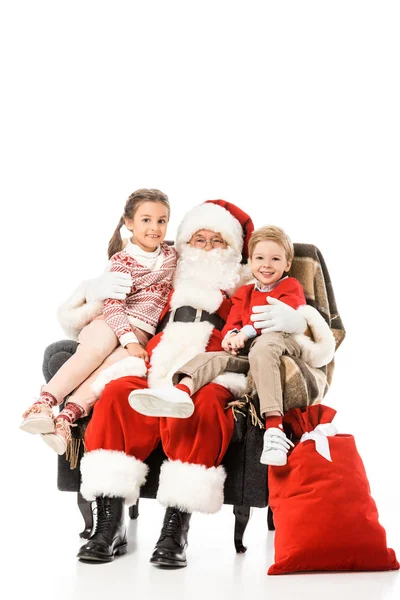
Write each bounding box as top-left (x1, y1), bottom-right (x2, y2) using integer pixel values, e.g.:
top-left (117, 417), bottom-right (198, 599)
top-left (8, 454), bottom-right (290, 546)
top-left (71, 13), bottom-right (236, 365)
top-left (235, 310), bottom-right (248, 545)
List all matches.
top-left (129, 499), bottom-right (139, 520)
top-left (77, 492), bottom-right (93, 539)
top-left (233, 505), bottom-right (251, 553)
top-left (267, 506), bottom-right (275, 531)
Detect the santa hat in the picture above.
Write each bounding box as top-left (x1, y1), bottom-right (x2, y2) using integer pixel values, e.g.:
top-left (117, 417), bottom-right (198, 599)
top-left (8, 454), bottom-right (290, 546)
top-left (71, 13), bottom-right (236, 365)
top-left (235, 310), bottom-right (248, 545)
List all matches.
top-left (175, 200), bottom-right (254, 262)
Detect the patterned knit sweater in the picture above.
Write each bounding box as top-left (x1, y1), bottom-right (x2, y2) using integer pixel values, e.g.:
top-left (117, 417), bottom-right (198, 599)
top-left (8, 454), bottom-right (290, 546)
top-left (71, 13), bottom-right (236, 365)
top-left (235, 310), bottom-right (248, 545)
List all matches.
top-left (103, 242), bottom-right (177, 346)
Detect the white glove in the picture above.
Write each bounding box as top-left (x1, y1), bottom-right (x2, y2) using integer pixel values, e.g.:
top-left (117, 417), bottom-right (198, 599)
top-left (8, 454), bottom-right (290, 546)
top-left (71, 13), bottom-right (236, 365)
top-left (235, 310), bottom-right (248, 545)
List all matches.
top-left (86, 271), bottom-right (133, 303)
top-left (250, 297), bottom-right (307, 334)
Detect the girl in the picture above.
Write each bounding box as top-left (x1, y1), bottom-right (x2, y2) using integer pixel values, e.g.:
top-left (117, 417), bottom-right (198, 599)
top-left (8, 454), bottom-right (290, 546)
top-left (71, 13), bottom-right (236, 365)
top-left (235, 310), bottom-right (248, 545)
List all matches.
top-left (20, 188), bottom-right (176, 455)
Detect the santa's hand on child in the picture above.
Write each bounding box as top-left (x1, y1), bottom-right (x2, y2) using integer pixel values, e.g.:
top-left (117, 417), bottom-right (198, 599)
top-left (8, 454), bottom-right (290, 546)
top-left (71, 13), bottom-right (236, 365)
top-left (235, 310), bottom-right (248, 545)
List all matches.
top-left (86, 270), bottom-right (133, 303)
top-left (251, 296), bottom-right (307, 334)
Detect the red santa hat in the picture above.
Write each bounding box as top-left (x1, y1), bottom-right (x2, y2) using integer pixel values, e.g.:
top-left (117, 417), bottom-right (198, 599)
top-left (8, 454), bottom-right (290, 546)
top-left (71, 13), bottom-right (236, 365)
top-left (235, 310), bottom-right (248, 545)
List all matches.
top-left (175, 200), bottom-right (254, 262)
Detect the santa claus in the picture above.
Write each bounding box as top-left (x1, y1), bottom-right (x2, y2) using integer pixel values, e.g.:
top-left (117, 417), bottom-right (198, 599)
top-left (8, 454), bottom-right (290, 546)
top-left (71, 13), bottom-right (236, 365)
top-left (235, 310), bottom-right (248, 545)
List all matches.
top-left (58, 200), bottom-right (334, 567)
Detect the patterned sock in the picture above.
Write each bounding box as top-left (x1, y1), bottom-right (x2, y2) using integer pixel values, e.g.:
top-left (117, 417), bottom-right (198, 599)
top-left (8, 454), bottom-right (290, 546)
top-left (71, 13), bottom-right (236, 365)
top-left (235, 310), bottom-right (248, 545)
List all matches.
top-left (175, 383), bottom-right (192, 396)
top-left (265, 415), bottom-right (283, 430)
top-left (58, 402), bottom-right (86, 424)
top-left (35, 391), bottom-right (58, 408)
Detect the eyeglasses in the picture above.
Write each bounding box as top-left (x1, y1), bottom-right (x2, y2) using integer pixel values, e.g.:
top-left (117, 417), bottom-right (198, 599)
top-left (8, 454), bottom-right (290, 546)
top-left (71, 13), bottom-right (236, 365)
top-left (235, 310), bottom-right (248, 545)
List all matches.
top-left (190, 236), bottom-right (227, 249)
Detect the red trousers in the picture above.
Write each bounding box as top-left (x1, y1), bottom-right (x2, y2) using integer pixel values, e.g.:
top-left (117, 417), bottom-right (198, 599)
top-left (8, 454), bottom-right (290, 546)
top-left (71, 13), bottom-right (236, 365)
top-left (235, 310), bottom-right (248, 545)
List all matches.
top-left (81, 376), bottom-right (235, 513)
top-left (85, 376), bottom-right (234, 467)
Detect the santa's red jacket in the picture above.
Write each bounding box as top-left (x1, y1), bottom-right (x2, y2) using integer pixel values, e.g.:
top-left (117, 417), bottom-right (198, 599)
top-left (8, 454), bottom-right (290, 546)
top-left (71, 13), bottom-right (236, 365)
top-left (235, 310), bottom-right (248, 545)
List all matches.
top-left (145, 289), bottom-right (246, 394)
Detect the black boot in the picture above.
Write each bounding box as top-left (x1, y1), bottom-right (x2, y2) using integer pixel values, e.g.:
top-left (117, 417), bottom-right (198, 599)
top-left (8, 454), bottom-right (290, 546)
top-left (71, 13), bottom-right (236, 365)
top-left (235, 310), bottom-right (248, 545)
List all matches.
top-left (77, 496), bottom-right (127, 562)
top-left (150, 507), bottom-right (191, 568)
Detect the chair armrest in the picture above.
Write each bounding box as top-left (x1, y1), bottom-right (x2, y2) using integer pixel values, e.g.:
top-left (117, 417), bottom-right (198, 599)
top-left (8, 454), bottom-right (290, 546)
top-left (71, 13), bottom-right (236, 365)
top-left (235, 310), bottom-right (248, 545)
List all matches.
top-left (42, 340), bottom-right (79, 382)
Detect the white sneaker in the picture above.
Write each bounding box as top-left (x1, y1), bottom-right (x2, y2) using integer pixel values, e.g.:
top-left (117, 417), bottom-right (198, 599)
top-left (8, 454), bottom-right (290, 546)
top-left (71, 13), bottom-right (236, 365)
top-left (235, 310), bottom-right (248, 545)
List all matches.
top-left (260, 427), bottom-right (294, 466)
top-left (128, 386), bottom-right (194, 418)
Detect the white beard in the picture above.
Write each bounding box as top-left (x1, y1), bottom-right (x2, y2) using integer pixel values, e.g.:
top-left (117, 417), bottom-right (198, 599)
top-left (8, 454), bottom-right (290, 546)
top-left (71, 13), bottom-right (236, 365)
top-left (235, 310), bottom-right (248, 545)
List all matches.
top-left (148, 245), bottom-right (244, 389)
top-left (170, 245), bottom-right (242, 313)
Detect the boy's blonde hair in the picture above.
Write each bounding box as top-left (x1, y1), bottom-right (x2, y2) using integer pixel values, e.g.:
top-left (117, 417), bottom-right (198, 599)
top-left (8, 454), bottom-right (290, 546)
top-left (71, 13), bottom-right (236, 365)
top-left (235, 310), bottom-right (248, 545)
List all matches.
top-left (248, 225), bottom-right (294, 264)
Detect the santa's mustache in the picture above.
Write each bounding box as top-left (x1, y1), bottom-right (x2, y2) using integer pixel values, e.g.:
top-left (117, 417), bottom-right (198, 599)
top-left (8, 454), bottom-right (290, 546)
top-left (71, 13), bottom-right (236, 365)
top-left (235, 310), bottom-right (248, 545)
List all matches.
top-left (173, 244), bottom-right (242, 292)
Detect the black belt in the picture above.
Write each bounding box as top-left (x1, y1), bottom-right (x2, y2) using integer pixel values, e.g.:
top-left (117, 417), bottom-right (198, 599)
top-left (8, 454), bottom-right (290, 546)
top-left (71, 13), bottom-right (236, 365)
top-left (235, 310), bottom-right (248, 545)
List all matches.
top-left (157, 305), bottom-right (225, 334)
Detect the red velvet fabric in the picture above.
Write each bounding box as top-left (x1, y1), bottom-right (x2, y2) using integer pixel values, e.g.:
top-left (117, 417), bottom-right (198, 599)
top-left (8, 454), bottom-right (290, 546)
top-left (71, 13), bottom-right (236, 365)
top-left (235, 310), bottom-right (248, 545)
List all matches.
top-left (85, 376), bottom-right (234, 468)
top-left (268, 405), bottom-right (399, 575)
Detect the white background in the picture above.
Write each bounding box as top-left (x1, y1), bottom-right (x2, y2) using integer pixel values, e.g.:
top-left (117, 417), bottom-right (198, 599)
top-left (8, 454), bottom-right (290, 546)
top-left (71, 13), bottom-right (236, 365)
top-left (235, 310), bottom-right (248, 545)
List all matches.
top-left (1, 1), bottom-right (399, 598)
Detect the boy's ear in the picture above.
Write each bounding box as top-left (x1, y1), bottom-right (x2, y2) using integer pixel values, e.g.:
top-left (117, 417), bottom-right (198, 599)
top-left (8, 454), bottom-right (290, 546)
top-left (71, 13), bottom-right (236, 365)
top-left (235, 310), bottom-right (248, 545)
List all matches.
top-left (285, 260), bottom-right (292, 272)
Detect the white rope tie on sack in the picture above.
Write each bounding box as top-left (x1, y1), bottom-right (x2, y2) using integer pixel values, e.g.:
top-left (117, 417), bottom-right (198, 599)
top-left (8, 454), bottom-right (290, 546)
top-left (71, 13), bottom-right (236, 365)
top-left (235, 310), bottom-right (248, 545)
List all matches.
top-left (299, 423), bottom-right (338, 462)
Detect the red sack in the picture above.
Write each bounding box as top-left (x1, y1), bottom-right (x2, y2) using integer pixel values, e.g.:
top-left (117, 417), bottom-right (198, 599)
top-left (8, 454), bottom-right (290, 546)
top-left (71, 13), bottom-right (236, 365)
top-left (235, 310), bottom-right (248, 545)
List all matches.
top-left (268, 404), bottom-right (399, 575)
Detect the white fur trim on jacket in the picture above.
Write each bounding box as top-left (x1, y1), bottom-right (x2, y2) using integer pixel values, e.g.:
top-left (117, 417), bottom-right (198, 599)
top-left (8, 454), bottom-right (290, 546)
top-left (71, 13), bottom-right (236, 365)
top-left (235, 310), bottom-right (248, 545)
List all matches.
top-left (157, 460), bottom-right (226, 514)
top-left (57, 280), bottom-right (103, 340)
top-left (80, 449), bottom-right (148, 506)
top-left (293, 304), bottom-right (336, 368)
top-left (91, 356), bottom-right (147, 398)
top-left (175, 203), bottom-right (244, 256)
top-left (212, 372), bottom-right (247, 398)
top-left (148, 321), bottom-right (214, 388)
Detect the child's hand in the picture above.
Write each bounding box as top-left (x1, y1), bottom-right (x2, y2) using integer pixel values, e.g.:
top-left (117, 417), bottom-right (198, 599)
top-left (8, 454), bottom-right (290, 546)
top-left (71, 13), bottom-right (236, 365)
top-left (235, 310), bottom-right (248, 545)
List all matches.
top-left (221, 337), bottom-right (231, 352)
top-left (126, 343), bottom-right (149, 362)
top-left (222, 332), bottom-right (238, 354)
top-left (230, 331), bottom-right (247, 350)
top-left (223, 332), bottom-right (247, 355)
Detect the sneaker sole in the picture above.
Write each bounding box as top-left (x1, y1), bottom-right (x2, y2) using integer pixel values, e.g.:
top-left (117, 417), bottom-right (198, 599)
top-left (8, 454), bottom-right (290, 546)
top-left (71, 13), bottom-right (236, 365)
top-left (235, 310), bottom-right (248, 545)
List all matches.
top-left (129, 394), bottom-right (194, 419)
top-left (20, 417), bottom-right (55, 434)
top-left (260, 453), bottom-right (287, 467)
top-left (40, 432), bottom-right (68, 455)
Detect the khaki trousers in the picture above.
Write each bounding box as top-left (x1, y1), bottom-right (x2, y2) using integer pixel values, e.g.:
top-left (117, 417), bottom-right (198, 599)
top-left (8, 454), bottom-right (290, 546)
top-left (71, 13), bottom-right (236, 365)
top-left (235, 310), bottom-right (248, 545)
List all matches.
top-left (173, 332), bottom-right (301, 417)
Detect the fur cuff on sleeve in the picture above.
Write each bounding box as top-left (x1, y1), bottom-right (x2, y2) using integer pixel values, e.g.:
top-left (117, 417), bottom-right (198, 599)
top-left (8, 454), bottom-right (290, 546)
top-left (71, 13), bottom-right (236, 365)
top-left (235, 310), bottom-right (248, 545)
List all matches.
top-left (57, 281), bottom-right (104, 340)
top-left (293, 305), bottom-right (336, 368)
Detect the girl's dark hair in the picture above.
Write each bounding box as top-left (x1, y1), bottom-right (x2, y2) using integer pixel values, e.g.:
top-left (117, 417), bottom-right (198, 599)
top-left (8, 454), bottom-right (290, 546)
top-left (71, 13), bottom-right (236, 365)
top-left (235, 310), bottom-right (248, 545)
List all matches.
top-left (107, 188), bottom-right (170, 259)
